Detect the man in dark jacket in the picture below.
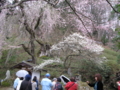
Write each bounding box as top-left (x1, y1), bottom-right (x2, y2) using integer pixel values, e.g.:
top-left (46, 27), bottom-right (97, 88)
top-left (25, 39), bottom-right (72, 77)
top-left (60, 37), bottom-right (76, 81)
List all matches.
top-left (20, 74), bottom-right (32, 90)
top-left (54, 78), bottom-right (63, 90)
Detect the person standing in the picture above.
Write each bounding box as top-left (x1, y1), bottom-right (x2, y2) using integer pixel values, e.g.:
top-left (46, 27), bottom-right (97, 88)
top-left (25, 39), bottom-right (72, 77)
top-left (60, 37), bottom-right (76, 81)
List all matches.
top-left (52, 78), bottom-right (57, 90)
top-left (41, 73), bottom-right (53, 90)
top-left (13, 77), bottom-right (20, 90)
top-left (54, 78), bottom-right (63, 90)
top-left (33, 76), bottom-right (39, 90)
top-left (16, 77), bottom-right (24, 90)
top-left (116, 77), bottom-right (120, 90)
top-left (65, 77), bottom-right (78, 90)
top-left (20, 74), bottom-right (32, 90)
top-left (86, 73), bottom-right (103, 90)
top-left (32, 78), bottom-right (37, 90)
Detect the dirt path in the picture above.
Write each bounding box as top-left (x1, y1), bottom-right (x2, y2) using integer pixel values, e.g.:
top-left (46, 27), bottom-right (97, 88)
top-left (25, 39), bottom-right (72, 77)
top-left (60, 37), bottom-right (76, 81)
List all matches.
top-left (0, 87), bottom-right (13, 90)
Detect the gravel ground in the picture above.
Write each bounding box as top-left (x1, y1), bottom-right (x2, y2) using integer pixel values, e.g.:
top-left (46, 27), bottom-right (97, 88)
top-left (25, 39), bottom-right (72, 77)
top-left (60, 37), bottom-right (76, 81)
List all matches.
top-left (0, 87), bottom-right (13, 90)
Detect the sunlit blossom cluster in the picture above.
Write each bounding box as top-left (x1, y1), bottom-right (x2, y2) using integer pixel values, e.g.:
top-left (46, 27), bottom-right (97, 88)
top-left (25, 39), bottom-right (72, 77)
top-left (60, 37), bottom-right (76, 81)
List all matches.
top-left (50, 33), bottom-right (104, 55)
top-left (33, 58), bottom-right (63, 71)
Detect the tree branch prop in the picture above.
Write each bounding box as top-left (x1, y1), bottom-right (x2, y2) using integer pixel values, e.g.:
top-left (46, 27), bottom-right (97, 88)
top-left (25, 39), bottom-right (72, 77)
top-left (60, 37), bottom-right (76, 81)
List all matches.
top-left (106, 0), bottom-right (120, 13)
top-left (64, 0), bottom-right (92, 38)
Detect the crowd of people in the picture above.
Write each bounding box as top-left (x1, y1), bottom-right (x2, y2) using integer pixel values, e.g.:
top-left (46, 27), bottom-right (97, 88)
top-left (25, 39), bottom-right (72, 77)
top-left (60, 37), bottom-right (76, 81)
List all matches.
top-left (13, 72), bottom-right (78, 90)
top-left (14, 72), bottom-right (120, 90)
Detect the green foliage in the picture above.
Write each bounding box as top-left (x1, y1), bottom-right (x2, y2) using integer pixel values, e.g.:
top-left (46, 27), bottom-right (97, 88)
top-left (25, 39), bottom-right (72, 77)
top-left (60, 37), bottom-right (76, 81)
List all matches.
top-left (110, 4), bottom-right (120, 20)
top-left (102, 48), bottom-right (118, 61)
top-left (115, 4), bottom-right (120, 13)
top-left (112, 28), bottom-right (120, 50)
top-left (101, 33), bottom-right (109, 45)
top-left (0, 50), bottom-right (8, 63)
top-left (117, 54), bottom-right (120, 64)
top-left (50, 70), bottom-right (59, 78)
top-left (1, 80), bottom-right (11, 87)
top-left (39, 56), bottom-right (52, 60)
top-left (58, 26), bottom-right (68, 34)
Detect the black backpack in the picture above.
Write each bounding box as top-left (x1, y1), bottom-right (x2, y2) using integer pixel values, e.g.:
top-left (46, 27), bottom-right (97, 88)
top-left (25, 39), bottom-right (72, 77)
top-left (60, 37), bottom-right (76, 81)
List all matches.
top-left (54, 83), bottom-right (63, 90)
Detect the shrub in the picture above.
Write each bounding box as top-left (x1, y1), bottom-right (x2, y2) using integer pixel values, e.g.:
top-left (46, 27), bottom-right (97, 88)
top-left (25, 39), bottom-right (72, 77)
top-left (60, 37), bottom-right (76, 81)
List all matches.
top-left (1, 80), bottom-right (11, 87)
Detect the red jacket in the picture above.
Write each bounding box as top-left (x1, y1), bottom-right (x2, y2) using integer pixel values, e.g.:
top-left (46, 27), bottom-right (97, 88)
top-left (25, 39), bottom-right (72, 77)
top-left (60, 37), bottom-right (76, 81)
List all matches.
top-left (65, 82), bottom-right (78, 90)
top-left (117, 81), bottom-right (120, 90)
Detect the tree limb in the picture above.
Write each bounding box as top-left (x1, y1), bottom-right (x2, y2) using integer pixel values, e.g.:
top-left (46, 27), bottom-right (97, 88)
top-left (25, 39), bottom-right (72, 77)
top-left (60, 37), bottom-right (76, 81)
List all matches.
top-left (64, 50), bottom-right (81, 68)
top-left (64, 0), bottom-right (92, 38)
top-left (106, 0), bottom-right (120, 13)
top-left (19, 44), bottom-right (33, 56)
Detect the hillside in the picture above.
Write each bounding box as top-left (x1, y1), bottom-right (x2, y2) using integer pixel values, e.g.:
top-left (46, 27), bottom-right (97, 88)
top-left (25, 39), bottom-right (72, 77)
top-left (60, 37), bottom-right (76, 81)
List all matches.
top-left (0, 0), bottom-right (120, 90)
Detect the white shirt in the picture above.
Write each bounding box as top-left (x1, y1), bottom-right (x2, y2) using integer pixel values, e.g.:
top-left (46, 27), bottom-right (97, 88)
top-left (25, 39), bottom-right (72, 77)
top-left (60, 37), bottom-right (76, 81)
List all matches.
top-left (16, 80), bottom-right (23, 90)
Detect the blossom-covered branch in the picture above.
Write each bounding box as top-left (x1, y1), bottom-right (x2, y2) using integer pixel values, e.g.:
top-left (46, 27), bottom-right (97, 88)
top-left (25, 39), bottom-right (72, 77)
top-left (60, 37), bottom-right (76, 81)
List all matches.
top-left (33, 58), bottom-right (63, 71)
top-left (50, 33), bottom-right (104, 55)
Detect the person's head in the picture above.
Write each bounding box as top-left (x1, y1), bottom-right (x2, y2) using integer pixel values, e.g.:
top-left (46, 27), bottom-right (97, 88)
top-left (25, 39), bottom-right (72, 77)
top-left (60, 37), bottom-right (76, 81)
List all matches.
top-left (53, 78), bottom-right (57, 82)
top-left (57, 78), bottom-right (61, 82)
top-left (33, 78), bottom-right (36, 82)
top-left (20, 77), bottom-right (24, 80)
top-left (28, 71), bottom-right (32, 75)
top-left (33, 76), bottom-right (37, 81)
top-left (45, 73), bottom-right (50, 78)
top-left (25, 74), bottom-right (31, 81)
top-left (70, 77), bottom-right (76, 82)
top-left (94, 73), bottom-right (102, 81)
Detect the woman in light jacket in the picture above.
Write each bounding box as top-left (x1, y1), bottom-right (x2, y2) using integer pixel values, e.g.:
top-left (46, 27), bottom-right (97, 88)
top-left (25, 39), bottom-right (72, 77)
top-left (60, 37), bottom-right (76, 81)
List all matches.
top-left (32, 78), bottom-right (37, 90)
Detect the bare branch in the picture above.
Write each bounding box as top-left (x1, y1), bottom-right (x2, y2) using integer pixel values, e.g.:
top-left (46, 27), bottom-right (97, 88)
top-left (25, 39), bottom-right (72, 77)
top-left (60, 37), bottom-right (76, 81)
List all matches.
top-left (106, 0), bottom-right (120, 13)
top-left (34, 11), bottom-right (43, 29)
top-left (19, 44), bottom-right (32, 56)
top-left (64, 50), bottom-right (81, 68)
top-left (43, 0), bottom-right (59, 7)
top-left (64, 0), bottom-right (92, 38)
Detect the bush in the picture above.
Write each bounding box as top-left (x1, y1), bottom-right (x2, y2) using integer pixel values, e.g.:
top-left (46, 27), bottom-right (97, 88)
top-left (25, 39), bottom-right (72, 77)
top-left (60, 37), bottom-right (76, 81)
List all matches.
top-left (1, 80), bottom-right (11, 87)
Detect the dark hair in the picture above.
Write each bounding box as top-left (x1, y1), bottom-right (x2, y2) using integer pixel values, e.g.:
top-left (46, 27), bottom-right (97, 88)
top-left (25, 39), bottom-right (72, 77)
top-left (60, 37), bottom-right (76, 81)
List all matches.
top-left (70, 77), bottom-right (75, 82)
top-left (57, 78), bottom-right (61, 82)
top-left (117, 77), bottom-right (120, 81)
top-left (28, 71), bottom-right (32, 75)
top-left (20, 77), bottom-right (24, 80)
top-left (95, 73), bottom-right (102, 81)
top-left (33, 78), bottom-right (36, 82)
top-left (33, 76), bottom-right (37, 81)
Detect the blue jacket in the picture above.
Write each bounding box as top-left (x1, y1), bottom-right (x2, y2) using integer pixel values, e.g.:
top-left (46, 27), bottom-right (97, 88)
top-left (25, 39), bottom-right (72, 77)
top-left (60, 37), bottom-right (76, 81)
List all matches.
top-left (41, 78), bottom-right (53, 90)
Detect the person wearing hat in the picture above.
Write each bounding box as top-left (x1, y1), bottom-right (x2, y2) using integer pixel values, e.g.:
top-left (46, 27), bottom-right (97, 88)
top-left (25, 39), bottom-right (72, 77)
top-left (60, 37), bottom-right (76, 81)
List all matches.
top-left (41, 73), bottom-right (53, 90)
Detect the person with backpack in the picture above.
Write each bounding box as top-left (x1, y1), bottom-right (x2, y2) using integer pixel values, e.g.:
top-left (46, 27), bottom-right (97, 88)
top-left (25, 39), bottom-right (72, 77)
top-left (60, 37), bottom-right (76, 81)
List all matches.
top-left (54, 78), bottom-right (63, 90)
top-left (65, 77), bottom-right (78, 90)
